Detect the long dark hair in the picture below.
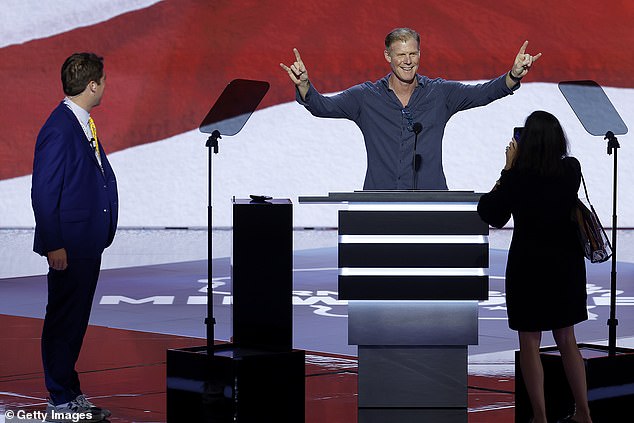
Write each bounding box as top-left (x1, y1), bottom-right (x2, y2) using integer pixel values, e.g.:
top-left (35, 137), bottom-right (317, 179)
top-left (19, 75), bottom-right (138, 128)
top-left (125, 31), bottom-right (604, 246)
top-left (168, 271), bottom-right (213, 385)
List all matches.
top-left (514, 110), bottom-right (569, 176)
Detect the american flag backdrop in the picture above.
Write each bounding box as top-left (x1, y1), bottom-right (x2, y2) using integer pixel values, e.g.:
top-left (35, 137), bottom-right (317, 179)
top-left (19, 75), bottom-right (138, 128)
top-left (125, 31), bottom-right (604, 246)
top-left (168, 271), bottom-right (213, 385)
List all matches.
top-left (1, 0), bottom-right (632, 227)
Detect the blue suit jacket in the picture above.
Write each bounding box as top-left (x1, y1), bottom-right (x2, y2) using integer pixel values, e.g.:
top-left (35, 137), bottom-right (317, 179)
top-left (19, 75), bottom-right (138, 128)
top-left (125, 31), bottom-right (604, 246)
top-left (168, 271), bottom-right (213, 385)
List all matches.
top-left (32, 102), bottom-right (119, 259)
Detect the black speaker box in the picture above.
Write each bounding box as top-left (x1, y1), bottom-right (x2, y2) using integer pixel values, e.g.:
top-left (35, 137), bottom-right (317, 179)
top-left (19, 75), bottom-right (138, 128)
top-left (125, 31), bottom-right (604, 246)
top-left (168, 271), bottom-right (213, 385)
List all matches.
top-left (167, 345), bottom-right (305, 422)
top-left (515, 343), bottom-right (634, 422)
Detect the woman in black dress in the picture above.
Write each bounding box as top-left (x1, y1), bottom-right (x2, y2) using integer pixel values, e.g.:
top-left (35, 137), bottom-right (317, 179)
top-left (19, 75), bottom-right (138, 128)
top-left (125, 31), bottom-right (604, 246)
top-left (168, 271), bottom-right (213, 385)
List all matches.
top-left (477, 111), bottom-right (592, 423)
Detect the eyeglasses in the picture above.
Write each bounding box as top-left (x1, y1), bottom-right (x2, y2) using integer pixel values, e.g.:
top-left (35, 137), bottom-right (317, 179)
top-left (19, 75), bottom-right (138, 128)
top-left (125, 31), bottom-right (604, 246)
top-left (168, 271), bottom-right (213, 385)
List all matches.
top-left (402, 107), bottom-right (413, 132)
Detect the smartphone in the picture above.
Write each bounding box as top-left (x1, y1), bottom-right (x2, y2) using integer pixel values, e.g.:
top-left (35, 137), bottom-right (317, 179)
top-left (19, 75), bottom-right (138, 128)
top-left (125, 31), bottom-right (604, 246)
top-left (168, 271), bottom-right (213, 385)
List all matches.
top-left (513, 127), bottom-right (523, 143)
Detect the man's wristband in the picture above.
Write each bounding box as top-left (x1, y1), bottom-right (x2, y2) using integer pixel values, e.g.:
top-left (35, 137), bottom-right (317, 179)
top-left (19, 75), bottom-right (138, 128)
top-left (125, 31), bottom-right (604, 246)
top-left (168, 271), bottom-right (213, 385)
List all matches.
top-left (508, 71), bottom-right (522, 82)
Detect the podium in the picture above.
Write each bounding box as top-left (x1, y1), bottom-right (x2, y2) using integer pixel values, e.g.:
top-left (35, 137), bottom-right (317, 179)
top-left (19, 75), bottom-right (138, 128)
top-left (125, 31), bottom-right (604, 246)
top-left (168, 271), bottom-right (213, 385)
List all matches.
top-left (166, 198), bottom-right (304, 422)
top-left (300, 191), bottom-right (489, 423)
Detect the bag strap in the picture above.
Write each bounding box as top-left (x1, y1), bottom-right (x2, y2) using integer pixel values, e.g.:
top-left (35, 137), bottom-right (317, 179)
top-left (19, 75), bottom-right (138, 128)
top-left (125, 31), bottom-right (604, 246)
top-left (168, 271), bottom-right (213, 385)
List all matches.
top-left (580, 171), bottom-right (591, 203)
top-left (580, 170), bottom-right (613, 250)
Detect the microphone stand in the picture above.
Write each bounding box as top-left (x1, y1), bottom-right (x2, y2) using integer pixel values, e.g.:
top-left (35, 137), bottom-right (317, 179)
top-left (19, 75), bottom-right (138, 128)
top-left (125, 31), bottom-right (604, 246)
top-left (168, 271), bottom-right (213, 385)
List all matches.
top-left (411, 123), bottom-right (422, 189)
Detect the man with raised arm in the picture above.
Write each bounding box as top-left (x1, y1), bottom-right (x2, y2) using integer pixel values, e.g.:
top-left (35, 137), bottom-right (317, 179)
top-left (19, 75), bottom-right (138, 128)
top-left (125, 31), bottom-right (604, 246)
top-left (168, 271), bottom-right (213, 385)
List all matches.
top-left (280, 27), bottom-right (541, 190)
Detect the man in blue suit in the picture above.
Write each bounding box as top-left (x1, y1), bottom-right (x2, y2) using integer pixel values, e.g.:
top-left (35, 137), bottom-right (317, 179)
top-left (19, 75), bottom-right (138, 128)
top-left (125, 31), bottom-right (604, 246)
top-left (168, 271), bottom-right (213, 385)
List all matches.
top-left (32, 52), bottom-right (118, 422)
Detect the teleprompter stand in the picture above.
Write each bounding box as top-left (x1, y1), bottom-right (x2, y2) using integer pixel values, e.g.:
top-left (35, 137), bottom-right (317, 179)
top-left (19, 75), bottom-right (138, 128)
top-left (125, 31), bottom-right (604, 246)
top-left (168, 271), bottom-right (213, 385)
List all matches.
top-left (515, 80), bottom-right (632, 422)
top-left (166, 80), bottom-right (305, 422)
top-left (198, 79), bottom-right (271, 354)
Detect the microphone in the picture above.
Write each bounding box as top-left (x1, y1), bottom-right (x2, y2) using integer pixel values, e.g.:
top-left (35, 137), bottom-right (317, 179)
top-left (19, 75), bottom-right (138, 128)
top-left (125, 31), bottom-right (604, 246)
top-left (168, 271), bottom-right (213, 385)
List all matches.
top-left (411, 123), bottom-right (422, 189)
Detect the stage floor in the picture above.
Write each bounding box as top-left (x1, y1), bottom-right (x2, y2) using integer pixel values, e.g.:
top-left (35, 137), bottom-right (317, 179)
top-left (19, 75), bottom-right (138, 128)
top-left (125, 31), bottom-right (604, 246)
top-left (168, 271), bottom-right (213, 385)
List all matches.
top-left (1, 228), bottom-right (633, 422)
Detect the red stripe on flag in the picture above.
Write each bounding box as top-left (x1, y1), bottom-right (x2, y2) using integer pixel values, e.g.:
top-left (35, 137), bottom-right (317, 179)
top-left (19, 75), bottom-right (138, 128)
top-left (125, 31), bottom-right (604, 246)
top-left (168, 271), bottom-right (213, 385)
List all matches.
top-left (0, 0), bottom-right (632, 180)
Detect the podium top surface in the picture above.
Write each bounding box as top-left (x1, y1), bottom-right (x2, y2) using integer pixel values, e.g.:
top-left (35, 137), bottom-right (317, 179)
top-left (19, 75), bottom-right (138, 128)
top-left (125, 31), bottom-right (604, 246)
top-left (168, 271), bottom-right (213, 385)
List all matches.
top-left (299, 190), bottom-right (484, 204)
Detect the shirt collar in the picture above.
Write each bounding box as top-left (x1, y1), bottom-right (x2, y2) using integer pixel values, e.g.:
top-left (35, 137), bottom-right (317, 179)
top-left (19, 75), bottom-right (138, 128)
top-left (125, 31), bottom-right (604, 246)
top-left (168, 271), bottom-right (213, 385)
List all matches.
top-left (380, 73), bottom-right (426, 92)
top-left (63, 97), bottom-right (90, 127)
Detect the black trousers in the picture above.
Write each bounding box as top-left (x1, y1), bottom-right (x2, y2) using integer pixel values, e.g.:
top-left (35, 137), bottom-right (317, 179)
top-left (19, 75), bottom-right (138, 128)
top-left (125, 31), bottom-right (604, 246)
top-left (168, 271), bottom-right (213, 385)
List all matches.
top-left (41, 257), bottom-right (101, 405)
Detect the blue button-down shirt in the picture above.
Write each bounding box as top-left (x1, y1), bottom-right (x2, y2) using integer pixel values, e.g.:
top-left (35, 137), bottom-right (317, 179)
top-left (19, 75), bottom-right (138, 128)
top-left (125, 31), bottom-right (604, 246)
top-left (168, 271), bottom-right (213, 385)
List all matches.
top-left (297, 73), bottom-right (516, 190)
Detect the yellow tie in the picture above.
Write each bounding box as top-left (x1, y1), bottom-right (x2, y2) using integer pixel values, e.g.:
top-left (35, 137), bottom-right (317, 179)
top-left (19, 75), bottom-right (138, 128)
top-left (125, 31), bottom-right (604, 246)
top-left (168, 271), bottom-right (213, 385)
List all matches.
top-left (88, 116), bottom-right (100, 156)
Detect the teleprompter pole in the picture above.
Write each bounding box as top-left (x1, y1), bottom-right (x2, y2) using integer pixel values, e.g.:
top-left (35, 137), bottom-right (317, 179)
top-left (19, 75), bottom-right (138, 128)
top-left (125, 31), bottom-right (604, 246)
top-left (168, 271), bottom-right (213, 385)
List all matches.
top-left (606, 131), bottom-right (620, 356)
top-left (205, 130), bottom-right (221, 356)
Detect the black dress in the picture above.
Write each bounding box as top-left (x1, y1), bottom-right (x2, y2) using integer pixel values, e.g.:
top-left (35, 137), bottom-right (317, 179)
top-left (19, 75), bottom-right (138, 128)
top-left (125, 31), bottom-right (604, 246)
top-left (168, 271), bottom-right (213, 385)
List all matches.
top-left (477, 157), bottom-right (588, 331)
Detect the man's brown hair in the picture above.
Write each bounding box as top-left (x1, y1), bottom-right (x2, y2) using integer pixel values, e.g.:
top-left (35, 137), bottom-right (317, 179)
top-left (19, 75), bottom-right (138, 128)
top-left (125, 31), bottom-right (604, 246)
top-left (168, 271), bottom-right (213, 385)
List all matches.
top-left (384, 28), bottom-right (420, 52)
top-left (61, 53), bottom-right (104, 96)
